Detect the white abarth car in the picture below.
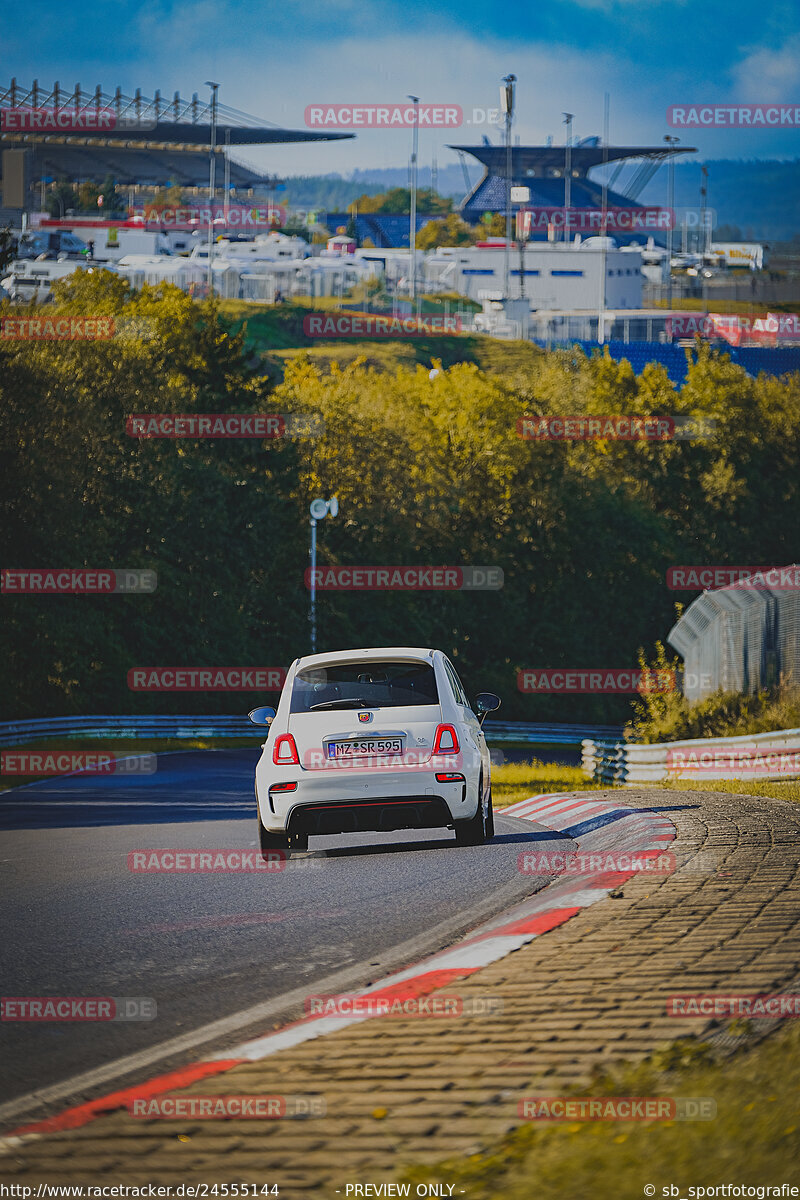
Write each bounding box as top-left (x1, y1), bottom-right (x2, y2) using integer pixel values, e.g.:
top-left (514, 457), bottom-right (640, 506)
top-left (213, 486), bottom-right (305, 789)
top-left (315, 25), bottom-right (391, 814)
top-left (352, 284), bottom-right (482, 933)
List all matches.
top-left (248, 647), bottom-right (500, 855)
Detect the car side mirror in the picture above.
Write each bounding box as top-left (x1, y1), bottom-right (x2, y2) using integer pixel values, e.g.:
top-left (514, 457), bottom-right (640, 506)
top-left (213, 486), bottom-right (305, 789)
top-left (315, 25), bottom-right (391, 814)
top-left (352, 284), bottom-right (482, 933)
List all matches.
top-left (475, 692), bottom-right (501, 725)
top-left (248, 705), bottom-right (276, 727)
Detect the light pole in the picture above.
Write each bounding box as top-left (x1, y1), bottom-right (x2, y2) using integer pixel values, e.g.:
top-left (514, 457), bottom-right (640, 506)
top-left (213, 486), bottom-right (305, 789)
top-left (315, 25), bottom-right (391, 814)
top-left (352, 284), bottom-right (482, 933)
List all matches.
top-left (309, 496), bottom-right (339, 655)
top-left (664, 135), bottom-right (680, 310)
top-left (224, 127), bottom-right (231, 226)
top-left (598, 93), bottom-right (610, 345)
top-left (700, 163), bottom-right (709, 311)
top-left (563, 113), bottom-right (574, 245)
top-left (512, 186), bottom-right (531, 298)
top-left (501, 74), bottom-right (516, 299)
top-left (408, 95), bottom-right (419, 303)
top-left (700, 163), bottom-right (709, 258)
top-left (205, 81), bottom-right (219, 297)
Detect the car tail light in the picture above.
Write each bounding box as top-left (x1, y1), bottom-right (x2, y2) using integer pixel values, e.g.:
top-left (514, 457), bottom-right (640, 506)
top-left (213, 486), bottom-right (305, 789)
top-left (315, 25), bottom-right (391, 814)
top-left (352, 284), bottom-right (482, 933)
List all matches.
top-left (435, 772), bottom-right (465, 783)
top-left (433, 723), bottom-right (460, 754)
top-left (273, 734), bottom-right (300, 765)
top-left (269, 781), bottom-right (297, 793)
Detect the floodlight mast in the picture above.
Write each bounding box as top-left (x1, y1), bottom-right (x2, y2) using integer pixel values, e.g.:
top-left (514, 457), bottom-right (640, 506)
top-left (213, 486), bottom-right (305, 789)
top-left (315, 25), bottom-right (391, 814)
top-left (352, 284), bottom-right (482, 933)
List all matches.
top-left (205, 81), bottom-right (219, 297)
top-left (501, 75), bottom-right (516, 299)
top-left (408, 95), bottom-right (420, 303)
top-left (664, 135), bottom-right (681, 309)
top-left (309, 497), bottom-right (338, 654)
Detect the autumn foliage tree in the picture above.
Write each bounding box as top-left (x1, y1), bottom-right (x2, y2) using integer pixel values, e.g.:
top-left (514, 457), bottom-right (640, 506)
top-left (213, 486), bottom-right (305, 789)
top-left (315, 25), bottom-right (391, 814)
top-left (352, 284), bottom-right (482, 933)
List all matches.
top-left (2, 273), bottom-right (799, 720)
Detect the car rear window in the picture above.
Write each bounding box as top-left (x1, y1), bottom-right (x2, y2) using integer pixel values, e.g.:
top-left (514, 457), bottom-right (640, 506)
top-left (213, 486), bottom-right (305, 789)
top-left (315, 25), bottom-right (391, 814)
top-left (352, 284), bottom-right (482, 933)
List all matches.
top-left (290, 660), bottom-right (439, 713)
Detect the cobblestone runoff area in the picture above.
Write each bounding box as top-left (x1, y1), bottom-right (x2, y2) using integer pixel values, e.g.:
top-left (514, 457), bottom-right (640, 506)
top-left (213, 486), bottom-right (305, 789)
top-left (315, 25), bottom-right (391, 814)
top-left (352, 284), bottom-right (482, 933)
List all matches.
top-left (2, 787), bottom-right (799, 1193)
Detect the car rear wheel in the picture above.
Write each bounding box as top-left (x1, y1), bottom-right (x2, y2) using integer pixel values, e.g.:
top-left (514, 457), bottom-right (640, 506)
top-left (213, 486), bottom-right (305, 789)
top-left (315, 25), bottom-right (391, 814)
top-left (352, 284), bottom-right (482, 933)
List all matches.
top-left (454, 776), bottom-right (493, 846)
top-left (259, 821), bottom-right (290, 860)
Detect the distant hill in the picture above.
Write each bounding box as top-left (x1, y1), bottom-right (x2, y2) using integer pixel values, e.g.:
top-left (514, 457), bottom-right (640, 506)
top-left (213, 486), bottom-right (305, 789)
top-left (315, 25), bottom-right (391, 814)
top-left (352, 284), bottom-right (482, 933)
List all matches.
top-left (636, 159), bottom-right (800, 242)
top-left (281, 159), bottom-right (800, 242)
top-left (281, 165), bottom-right (471, 210)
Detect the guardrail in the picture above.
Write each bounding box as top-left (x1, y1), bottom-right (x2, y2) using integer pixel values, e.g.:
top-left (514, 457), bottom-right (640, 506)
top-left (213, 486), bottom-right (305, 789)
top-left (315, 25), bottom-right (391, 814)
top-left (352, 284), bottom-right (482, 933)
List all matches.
top-left (582, 727), bottom-right (800, 786)
top-left (484, 721), bottom-right (623, 745)
top-left (0, 716), bottom-right (255, 748)
top-left (0, 715), bottom-right (623, 750)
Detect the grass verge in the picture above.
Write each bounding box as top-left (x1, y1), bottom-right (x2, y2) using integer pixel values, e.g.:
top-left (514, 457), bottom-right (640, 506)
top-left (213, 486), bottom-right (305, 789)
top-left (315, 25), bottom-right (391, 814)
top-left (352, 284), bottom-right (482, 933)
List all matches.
top-left (491, 758), bottom-right (607, 808)
top-left (651, 296), bottom-right (800, 313)
top-left (399, 1023), bottom-right (800, 1200)
top-left (648, 777), bottom-right (800, 803)
top-left (216, 298), bottom-right (542, 379)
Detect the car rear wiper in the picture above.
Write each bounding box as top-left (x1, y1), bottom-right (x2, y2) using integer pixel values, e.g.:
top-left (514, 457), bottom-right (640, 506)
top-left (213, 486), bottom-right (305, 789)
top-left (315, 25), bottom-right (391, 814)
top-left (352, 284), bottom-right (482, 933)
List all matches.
top-left (309, 697), bottom-right (370, 711)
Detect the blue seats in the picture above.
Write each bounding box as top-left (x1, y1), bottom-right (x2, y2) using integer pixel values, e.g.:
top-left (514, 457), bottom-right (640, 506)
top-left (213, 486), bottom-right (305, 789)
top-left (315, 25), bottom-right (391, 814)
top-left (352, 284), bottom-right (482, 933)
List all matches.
top-left (542, 341), bottom-right (800, 386)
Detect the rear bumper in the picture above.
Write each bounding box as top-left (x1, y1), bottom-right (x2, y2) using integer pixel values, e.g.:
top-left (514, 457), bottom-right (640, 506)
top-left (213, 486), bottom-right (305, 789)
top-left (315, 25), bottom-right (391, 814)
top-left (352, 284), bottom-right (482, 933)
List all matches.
top-left (255, 761), bottom-right (479, 834)
top-left (287, 795), bottom-right (452, 836)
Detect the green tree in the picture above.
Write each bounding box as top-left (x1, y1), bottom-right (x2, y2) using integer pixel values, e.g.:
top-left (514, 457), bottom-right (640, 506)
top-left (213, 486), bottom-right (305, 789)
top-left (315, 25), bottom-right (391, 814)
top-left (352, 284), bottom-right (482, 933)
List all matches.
top-left (3, 291), bottom-right (799, 722)
top-left (45, 180), bottom-right (78, 218)
top-left (0, 225), bottom-right (16, 271)
top-left (416, 213), bottom-right (477, 249)
top-left (349, 187), bottom-right (452, 215)
top-left (97, 174), bottom-right (126, 215)
top-left (77, 180), bottom-right (101, 212)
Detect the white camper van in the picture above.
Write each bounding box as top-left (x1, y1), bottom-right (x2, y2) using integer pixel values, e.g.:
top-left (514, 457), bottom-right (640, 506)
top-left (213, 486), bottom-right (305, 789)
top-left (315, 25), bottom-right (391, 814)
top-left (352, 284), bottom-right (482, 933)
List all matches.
top-left (0, 259), bottom-right (101, 304)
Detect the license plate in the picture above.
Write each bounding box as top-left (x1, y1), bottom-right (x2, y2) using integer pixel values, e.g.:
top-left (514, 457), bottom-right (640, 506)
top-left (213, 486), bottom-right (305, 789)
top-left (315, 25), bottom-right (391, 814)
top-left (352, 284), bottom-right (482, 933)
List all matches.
top-left (327, 738), bottom-right (403, 758)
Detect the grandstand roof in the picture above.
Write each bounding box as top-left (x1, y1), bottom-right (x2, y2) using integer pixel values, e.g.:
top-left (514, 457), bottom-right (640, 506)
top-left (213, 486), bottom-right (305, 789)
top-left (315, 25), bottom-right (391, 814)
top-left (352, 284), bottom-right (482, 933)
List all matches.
top-left (0, 80), bottom-right (354, 147)
top-left (450, 142), bottom-right (697, 228)
top-left (448, 144), bottom-right (696, 178)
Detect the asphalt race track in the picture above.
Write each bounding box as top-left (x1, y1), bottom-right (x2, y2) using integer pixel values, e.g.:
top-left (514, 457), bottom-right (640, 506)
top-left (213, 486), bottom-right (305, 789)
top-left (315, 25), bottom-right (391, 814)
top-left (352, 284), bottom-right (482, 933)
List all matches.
top-left (0, 750), bottom-right (572, 1119)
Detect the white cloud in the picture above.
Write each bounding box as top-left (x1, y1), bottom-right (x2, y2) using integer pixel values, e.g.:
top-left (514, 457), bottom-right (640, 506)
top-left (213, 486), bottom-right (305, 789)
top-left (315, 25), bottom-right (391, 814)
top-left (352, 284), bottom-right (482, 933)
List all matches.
top-left (122, 28), bottom-right (690, 172)
top-left (731, 34), bottom-right (800, 101)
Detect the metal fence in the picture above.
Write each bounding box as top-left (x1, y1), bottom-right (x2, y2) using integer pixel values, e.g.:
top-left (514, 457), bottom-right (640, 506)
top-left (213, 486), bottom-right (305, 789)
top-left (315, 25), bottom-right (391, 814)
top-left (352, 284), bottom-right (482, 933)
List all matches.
top-left (583, 727), bottom-right (800, 786)
top-left (668, 566), bottom-right (800, 702)
top-left (0, 716), bottom-right (622, 750)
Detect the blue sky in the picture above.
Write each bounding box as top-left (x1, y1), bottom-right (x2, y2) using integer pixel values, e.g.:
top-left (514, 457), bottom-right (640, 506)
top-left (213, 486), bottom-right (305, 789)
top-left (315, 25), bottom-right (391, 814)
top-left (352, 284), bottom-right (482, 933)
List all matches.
top-left (3, 0), bottom-right (799, 174)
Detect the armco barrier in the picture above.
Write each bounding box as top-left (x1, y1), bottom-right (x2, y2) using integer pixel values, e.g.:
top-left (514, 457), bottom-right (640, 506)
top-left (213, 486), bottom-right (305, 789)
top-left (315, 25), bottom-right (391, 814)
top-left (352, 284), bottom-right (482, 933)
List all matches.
top-left (582, 727), bottom-right (800, 786)
top-left (0, 716), bottom-right (623, 750)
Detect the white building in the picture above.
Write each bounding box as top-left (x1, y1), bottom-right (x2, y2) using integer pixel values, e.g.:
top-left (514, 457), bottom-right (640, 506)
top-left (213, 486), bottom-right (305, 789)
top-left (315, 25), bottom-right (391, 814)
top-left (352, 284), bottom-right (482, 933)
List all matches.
top-left (423, 238), bottom-right (643, 310)
top-left (354, 248), bottom-right (426, 291)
